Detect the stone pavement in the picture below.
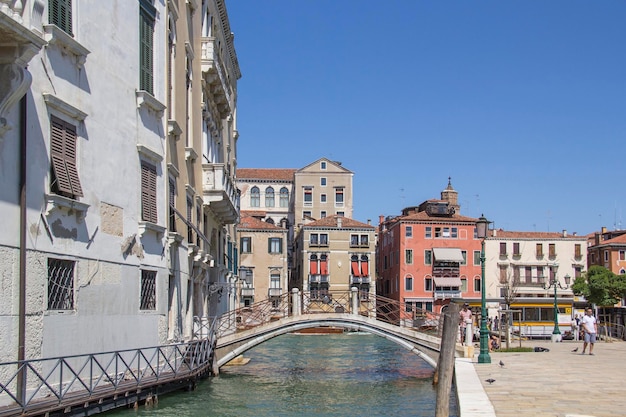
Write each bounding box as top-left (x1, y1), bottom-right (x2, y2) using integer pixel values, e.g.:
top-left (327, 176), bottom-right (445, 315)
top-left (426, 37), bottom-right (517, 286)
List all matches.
top-left (455, 339), bottom-right (626, 417)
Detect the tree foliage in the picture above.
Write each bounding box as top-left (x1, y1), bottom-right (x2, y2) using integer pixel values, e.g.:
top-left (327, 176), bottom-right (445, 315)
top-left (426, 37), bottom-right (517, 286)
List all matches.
top-left (571, 265), bottom-right (626, 307)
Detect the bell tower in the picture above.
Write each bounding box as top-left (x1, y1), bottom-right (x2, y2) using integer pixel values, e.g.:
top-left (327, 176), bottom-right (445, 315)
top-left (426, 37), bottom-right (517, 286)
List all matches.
top-left (441, 177), bottom-right (460, 214)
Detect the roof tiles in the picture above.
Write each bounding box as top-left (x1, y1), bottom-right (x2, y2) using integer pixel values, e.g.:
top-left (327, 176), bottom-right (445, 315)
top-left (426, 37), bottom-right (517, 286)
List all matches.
top-left (237, 168), bottom-right (296, 181)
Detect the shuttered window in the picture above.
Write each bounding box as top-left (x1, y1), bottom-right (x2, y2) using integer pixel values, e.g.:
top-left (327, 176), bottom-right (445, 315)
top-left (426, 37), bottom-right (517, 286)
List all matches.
top-left (49, 0), bottom-right (73, 36)
top-left (50, 115), bottom-right (83, 198)
top-left (168, 178), bottom-right (176, 231)
top-left (141, 161), bottom-right (157, 223)
top-left (139, 0), bottom-right (156, 94)
top-left (186, 196), bottom-right (193, 243)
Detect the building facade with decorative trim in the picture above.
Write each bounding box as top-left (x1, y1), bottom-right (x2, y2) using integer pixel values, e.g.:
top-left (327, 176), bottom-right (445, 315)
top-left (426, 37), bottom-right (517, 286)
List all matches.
top-left (376, 181), bottom-right (481, 314)
top-left (483, 229), bottom-right (587, 337)
top-left (0, 0), bottom-right (240, 365)
top-left (292, 215), bottom-right (376, 301)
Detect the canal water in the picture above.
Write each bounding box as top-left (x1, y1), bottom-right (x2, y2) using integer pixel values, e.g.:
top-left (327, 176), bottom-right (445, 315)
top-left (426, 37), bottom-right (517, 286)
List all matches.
top-left (105, 332), bottom-right (458, 417)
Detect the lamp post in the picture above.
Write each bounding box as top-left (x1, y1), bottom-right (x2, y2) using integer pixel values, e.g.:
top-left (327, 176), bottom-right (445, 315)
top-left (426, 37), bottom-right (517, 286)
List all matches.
top-left (476, 215), bottom-right (491, 364)
top-left (543, 264), bottom-right (571, 343)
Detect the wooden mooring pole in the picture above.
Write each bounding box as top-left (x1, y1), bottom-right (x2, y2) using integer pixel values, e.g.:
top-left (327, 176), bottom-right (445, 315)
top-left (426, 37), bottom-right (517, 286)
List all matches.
top-left (435, 302), bottom-right (459, 417)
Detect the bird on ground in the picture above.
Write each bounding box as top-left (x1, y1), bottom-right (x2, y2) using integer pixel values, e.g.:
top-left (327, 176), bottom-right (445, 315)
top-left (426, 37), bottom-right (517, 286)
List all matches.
top-left (572, 347), bottom-right (579, 352)
top-left (499, 360), bottom-right (505, 367)
top-left (485, 378), bottom-right (496, 384)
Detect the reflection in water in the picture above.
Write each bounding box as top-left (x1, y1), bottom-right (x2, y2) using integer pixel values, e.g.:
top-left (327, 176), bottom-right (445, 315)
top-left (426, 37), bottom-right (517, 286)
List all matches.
top-left (105, 333), bottom-right (458, 417)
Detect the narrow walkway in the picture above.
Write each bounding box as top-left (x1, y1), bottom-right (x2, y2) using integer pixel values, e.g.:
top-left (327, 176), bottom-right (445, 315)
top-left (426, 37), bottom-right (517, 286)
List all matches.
top-left (456, 339), bottom-right (626, 417)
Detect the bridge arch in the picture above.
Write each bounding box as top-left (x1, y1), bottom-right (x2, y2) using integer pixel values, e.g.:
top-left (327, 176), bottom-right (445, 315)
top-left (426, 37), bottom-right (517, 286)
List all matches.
top-left (215, 314), bottom-right (441, 370)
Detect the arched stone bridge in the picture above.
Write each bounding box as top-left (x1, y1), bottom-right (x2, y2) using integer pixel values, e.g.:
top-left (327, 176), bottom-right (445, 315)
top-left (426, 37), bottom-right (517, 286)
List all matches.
top-left (196, 289), bottom-right (445, 371)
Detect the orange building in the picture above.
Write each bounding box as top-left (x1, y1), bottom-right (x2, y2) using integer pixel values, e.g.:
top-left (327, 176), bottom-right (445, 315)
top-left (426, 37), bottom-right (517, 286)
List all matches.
top-left (376, 180), bottom-right (481, 313)
top-left (587, 227), bottom-right (626, 275)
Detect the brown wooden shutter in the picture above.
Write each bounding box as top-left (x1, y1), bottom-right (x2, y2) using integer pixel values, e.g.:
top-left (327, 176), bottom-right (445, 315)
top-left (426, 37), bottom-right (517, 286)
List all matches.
top-left (50, 116), bottom-right (83, 198)
top-left (141, 161), bottom-right (157, 223)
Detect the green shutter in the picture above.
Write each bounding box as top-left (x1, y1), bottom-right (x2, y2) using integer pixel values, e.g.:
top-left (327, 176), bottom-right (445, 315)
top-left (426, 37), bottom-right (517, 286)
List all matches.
top-left (49, 0), bottom-right (73, 36)
top-left (139, 0), bottom-right (156, 94)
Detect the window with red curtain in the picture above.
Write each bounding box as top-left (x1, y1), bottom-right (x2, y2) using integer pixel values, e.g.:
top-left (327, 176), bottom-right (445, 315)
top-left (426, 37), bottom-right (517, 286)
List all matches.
top-left (351, 255), bottom-right (360, 277)
top-left (320, 255), bottom-right (328, 275)
top-left (360, 255), bottom-right (369, 276)
top-left (310, 255), bottom-right (318, 275)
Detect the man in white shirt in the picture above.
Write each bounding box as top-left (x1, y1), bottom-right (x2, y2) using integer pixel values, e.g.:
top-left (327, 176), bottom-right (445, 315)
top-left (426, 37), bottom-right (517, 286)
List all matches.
top-left (581, 308), bottom-right (598, 355)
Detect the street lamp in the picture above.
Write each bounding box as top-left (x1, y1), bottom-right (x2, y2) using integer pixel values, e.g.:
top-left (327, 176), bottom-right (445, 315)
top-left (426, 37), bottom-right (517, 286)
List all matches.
top-left (543, 264), bottom-right (571, 343)
top-left (476, 214), bottom-right (491, 364)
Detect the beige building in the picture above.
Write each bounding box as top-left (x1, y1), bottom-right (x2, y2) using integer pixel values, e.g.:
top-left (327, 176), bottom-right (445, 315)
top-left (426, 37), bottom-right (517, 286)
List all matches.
top-left (484, 229), bottom-right (587, 338)
top-left (238, 212), bottom-right (289, 307)
top-left (165, 0), bottom-right (241, 339)
top-left (292, 216), bottom-right (376, 300)
top-left (294, 158), bottom-right (354, 228)
top-left (236, 158), bottom-right (357, 291)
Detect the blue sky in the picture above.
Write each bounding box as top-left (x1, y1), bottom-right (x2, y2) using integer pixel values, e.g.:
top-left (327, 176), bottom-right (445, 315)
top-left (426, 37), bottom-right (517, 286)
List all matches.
top-left (227, 1), bottom-right (625, 235)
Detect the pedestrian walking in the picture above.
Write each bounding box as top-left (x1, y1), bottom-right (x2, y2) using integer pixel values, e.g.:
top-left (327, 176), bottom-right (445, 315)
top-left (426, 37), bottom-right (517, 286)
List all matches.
top-left (459, 303), bottom-right (473, 345)
top-left (573, 314), bottom-right (580, 341)
top-left (581, 308), bottom-right (598, 355)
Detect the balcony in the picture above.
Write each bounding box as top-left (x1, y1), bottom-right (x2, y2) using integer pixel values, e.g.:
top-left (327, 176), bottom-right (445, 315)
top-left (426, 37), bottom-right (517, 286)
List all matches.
top-left (268, 288), bottom-right (282, 297)
top-left (241, 287), bottom-right (255, 297)
top-left (350, 275), bottom-right (371, 285)
top-left (201, 37), bottom-right (232, 119)
top-left (0, 4), bottom-right (46, 138)
top-left (309, 274), bottom-right (329, 283)
top-left (202, 163), bottom-right (239, 224)
top-left (434, 290), bottom-right (462, 300)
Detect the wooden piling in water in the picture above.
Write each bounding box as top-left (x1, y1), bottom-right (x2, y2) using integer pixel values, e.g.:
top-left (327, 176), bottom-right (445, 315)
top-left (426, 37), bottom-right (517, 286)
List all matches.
top-left (435, 302), bottom-right (459, 417)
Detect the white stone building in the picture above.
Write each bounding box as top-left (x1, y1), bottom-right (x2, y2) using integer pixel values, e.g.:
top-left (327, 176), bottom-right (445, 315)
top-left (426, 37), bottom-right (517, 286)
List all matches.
top-left (0, 0), bottom-right (240, 365)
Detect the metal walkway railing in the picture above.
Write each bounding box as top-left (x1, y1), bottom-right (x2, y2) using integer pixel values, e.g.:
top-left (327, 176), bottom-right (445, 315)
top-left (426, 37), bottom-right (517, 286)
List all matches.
top-left (0, 323), bottom-right (218, 416)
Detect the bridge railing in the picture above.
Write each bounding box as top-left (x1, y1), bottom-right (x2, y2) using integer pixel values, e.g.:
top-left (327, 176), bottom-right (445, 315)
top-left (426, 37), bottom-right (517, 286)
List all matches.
top-left (0, 339), bottom-right (214, 416)
top-left (214, 289), bottom-right (443, 337)
top-left (214, 292), bottom-right (292, 338)
top-left (301, 290), bottom-right (352, 314)
top-left (362, 293), bottom-right (442, 335)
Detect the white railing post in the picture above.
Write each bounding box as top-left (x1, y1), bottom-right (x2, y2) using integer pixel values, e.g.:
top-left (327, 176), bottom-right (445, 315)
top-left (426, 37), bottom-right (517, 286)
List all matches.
top-left (292, 288), bottom-right (301, 316)
top-left (351, 287), bottom-right (359, 315)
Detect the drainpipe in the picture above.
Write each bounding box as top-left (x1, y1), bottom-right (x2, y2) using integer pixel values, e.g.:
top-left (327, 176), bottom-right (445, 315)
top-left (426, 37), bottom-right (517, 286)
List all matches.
top-left (17, 94), bottom-right (27, 403)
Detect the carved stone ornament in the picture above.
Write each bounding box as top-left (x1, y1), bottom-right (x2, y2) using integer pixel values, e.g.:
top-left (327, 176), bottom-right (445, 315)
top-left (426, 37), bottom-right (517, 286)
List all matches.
top-left (0, 63), bottom-right (31, 138)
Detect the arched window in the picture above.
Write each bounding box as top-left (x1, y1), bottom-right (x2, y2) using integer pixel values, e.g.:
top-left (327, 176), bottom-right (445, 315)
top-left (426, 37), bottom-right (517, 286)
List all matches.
top-left (265, 218), bottom-right (275, 225)
top-left (280, 187), bottom-right (289, 208)
top-left (320, 254), bottom-right (328, 275)
top-left (360, 255), bottom-right (369, 277)
top-left (351, 255), bottom-right (370, 277)
top-left (351, 255), bottom-right (360, 277)
top-left (250, 186), bottom-right (260, 207)
top-left (265, 186), bottom-right (275, 207)
top-left (310, 254), bottom-right (318, 275)
top-left (405, 274), bottom-right (413, 291)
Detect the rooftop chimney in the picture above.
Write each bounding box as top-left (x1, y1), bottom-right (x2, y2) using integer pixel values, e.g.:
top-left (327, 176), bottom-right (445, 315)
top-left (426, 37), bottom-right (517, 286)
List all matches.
top-left (562, 229), bottom-right (567, 237)
top-left (337, 217), bottom-right (342, 228)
